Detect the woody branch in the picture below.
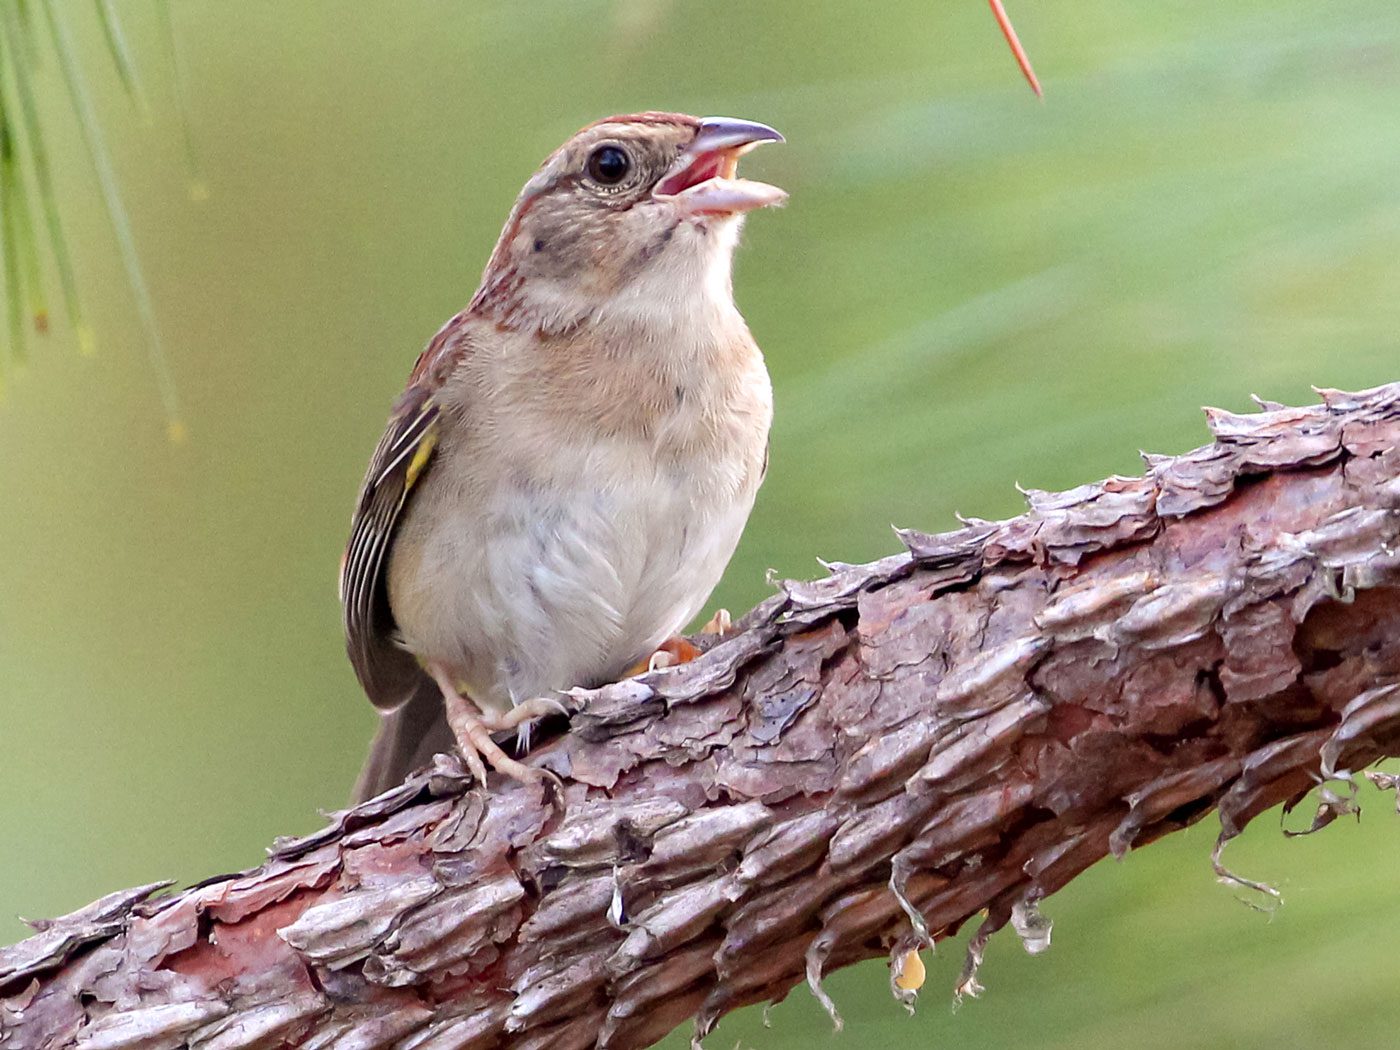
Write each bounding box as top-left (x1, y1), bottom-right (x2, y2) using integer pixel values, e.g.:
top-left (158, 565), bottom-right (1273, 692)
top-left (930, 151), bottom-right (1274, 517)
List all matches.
top-left (3, 383), bottom-right (1399, 1050)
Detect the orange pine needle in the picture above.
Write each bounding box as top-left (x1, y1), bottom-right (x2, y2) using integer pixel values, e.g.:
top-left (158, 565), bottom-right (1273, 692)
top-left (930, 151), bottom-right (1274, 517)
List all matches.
top-left (988, 0), bottom-right (1044, 98)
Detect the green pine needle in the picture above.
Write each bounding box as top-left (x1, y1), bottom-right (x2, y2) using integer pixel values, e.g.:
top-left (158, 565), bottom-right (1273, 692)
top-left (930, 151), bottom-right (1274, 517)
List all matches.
top-left (41, 0), bottom-right (182, 426)
top-left (6, 150), bottom-right (48, 335)
top-left (0, 46), bottom-right (24, 367)
top-left (0, 2), bottom-right (84, 347)
top-left (95, 0), bottom-right (152, 121)
top-left (155, 0), bottom-right (206, 200)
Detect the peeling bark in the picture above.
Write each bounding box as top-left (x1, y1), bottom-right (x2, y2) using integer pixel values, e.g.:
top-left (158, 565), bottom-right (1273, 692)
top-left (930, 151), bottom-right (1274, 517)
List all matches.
top-left (4, 383), bottom-right (1400, 1050)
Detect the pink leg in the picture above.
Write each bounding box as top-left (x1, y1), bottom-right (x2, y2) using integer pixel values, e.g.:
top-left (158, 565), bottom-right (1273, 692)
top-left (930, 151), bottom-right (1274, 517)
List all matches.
top-left (429, 665), bottom-right (547, 786)
top-left (478, 696), bottom-right (571, 732)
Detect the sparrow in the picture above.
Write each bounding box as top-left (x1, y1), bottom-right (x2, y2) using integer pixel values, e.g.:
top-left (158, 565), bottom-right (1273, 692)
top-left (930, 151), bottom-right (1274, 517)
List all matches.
top-left (341, 112), bottom-right (785, 802)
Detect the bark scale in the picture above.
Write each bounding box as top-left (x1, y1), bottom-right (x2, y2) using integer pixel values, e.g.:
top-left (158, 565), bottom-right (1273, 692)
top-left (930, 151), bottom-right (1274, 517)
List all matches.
top-left (3, 383), bottom-right (1400, 1050)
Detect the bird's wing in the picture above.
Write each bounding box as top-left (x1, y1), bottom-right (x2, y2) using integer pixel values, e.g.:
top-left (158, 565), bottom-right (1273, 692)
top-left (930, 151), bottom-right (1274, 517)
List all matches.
top-left (340, 379), bottom-right (441, 709)
top-left (341, 315), bottom-right (472, 709)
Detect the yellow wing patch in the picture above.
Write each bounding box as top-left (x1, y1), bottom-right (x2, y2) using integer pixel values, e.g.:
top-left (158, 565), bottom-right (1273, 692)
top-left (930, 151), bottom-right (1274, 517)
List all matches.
top-left (405, 424), bottom-right (440, 490)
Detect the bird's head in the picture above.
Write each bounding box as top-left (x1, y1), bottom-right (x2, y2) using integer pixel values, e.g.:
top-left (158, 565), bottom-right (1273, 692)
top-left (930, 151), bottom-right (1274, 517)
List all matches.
top-left (471, 112), bottom-right (785, 334)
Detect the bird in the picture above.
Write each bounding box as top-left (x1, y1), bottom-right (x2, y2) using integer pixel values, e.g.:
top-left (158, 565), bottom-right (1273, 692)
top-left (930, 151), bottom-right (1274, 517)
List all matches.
top-left (341, 112), bottom-right (785, 802)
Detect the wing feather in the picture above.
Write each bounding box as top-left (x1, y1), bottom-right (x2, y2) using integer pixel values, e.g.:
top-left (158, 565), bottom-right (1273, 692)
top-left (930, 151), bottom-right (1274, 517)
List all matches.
top-left (340, 385), bottom-right (441, 709)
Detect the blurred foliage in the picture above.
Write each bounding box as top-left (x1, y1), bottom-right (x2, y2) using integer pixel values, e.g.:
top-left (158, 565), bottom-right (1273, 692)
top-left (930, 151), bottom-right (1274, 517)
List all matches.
top-left (0, 0), bottom-right (185, 423)
top-left (1, 2), bottom-right (1399, 1048)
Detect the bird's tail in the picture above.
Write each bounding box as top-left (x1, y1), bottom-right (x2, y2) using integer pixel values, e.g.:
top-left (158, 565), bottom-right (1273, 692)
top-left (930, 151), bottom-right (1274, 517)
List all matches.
top-left (351, 674), bottom-right (454, 804)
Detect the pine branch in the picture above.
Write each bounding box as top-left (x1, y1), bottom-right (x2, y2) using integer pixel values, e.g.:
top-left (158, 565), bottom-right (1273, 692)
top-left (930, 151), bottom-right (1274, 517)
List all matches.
top-left (3, 383), bottom-right (1400, 1050)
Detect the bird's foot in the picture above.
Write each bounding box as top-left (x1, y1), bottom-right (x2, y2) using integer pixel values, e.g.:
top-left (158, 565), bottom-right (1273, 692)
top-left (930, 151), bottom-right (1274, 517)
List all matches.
top-left (644, 637), bottom-right (703, 672)
top-left (480, 695), bottom-right (571, 755)
top-left (430, 665), bottom-right (550, 787)
top-left (479, 695), bottom-right (572, 732)
top-left (628, 608), bottom-right (733, 675)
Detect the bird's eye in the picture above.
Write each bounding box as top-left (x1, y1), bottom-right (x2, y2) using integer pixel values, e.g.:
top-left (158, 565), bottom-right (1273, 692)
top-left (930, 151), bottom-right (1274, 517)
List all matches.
top-left (587, 145), bottom-right (632, 186)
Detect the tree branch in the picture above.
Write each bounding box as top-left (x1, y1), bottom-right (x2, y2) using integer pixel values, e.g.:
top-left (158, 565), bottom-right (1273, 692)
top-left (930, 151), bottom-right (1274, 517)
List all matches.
top-left (4, 384), bottom-right (1400, 1050)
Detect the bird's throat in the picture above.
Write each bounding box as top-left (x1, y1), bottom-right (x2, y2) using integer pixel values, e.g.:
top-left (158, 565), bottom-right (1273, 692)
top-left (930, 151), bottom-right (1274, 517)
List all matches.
top-left (473, 216), bottom-right (745, 345)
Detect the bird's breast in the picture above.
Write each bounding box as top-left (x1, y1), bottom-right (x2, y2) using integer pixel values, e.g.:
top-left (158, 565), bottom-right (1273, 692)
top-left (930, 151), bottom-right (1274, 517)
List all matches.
top-left (388, 326), bottom-right (771, 711)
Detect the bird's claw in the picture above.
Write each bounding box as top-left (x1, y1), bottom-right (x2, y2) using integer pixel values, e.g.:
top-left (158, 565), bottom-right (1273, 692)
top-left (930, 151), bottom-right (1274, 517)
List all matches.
top-left (701, 607), bottom-right (732, 635)
top-left (432, 665), bottom-right (556, 788)
top-left (635, 608), bottom-right (732, 673)
top-left (638, 636), bottom-right (703, 674)
top-left (481, 695), bottom-right (571, 731)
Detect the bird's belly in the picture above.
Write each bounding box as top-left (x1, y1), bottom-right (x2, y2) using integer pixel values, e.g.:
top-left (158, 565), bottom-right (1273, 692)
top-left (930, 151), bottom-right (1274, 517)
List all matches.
top-left (390, 447), bottom-right (754, 713)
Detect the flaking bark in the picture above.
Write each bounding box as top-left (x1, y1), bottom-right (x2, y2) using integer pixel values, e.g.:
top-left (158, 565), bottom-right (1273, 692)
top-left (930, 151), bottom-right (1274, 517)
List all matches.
top-left (4, 382), bottom-right (1400, 1050)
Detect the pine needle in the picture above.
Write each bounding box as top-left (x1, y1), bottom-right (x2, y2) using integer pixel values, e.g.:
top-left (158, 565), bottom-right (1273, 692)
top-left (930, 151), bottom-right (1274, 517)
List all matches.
top-left (155, 0), bottom-right (206, 200)
top-left (94, 0), bottom-right (152, 120)
top-left (42, 0), bottom-right (184, 430)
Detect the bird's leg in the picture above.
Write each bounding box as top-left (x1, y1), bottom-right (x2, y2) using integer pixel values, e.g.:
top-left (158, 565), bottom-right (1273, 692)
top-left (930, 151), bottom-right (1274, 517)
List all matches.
top-left (428, 664), bottom-right (545, 786)
top-left (478, 696), bottom-right (571, 732)
top-left (477, 695), bottom-right (572, 755)
top-left (478, 700), bottom-right (571, 733)
top-left (627, 608), bottom-right (733, 675)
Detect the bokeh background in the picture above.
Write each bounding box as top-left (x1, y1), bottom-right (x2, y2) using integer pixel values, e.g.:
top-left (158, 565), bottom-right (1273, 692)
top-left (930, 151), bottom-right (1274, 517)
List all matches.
top-left (2, 2), bottom-right (1400, 1047)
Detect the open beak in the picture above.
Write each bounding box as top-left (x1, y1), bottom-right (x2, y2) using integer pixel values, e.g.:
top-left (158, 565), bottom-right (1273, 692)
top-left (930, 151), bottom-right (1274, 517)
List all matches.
top-left (654, 116), bottom-right (786, 215)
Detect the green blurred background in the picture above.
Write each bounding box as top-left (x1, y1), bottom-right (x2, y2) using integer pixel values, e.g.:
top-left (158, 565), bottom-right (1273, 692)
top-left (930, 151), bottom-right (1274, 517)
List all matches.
top-left (2, 1), bottom-right (1399, 1047)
